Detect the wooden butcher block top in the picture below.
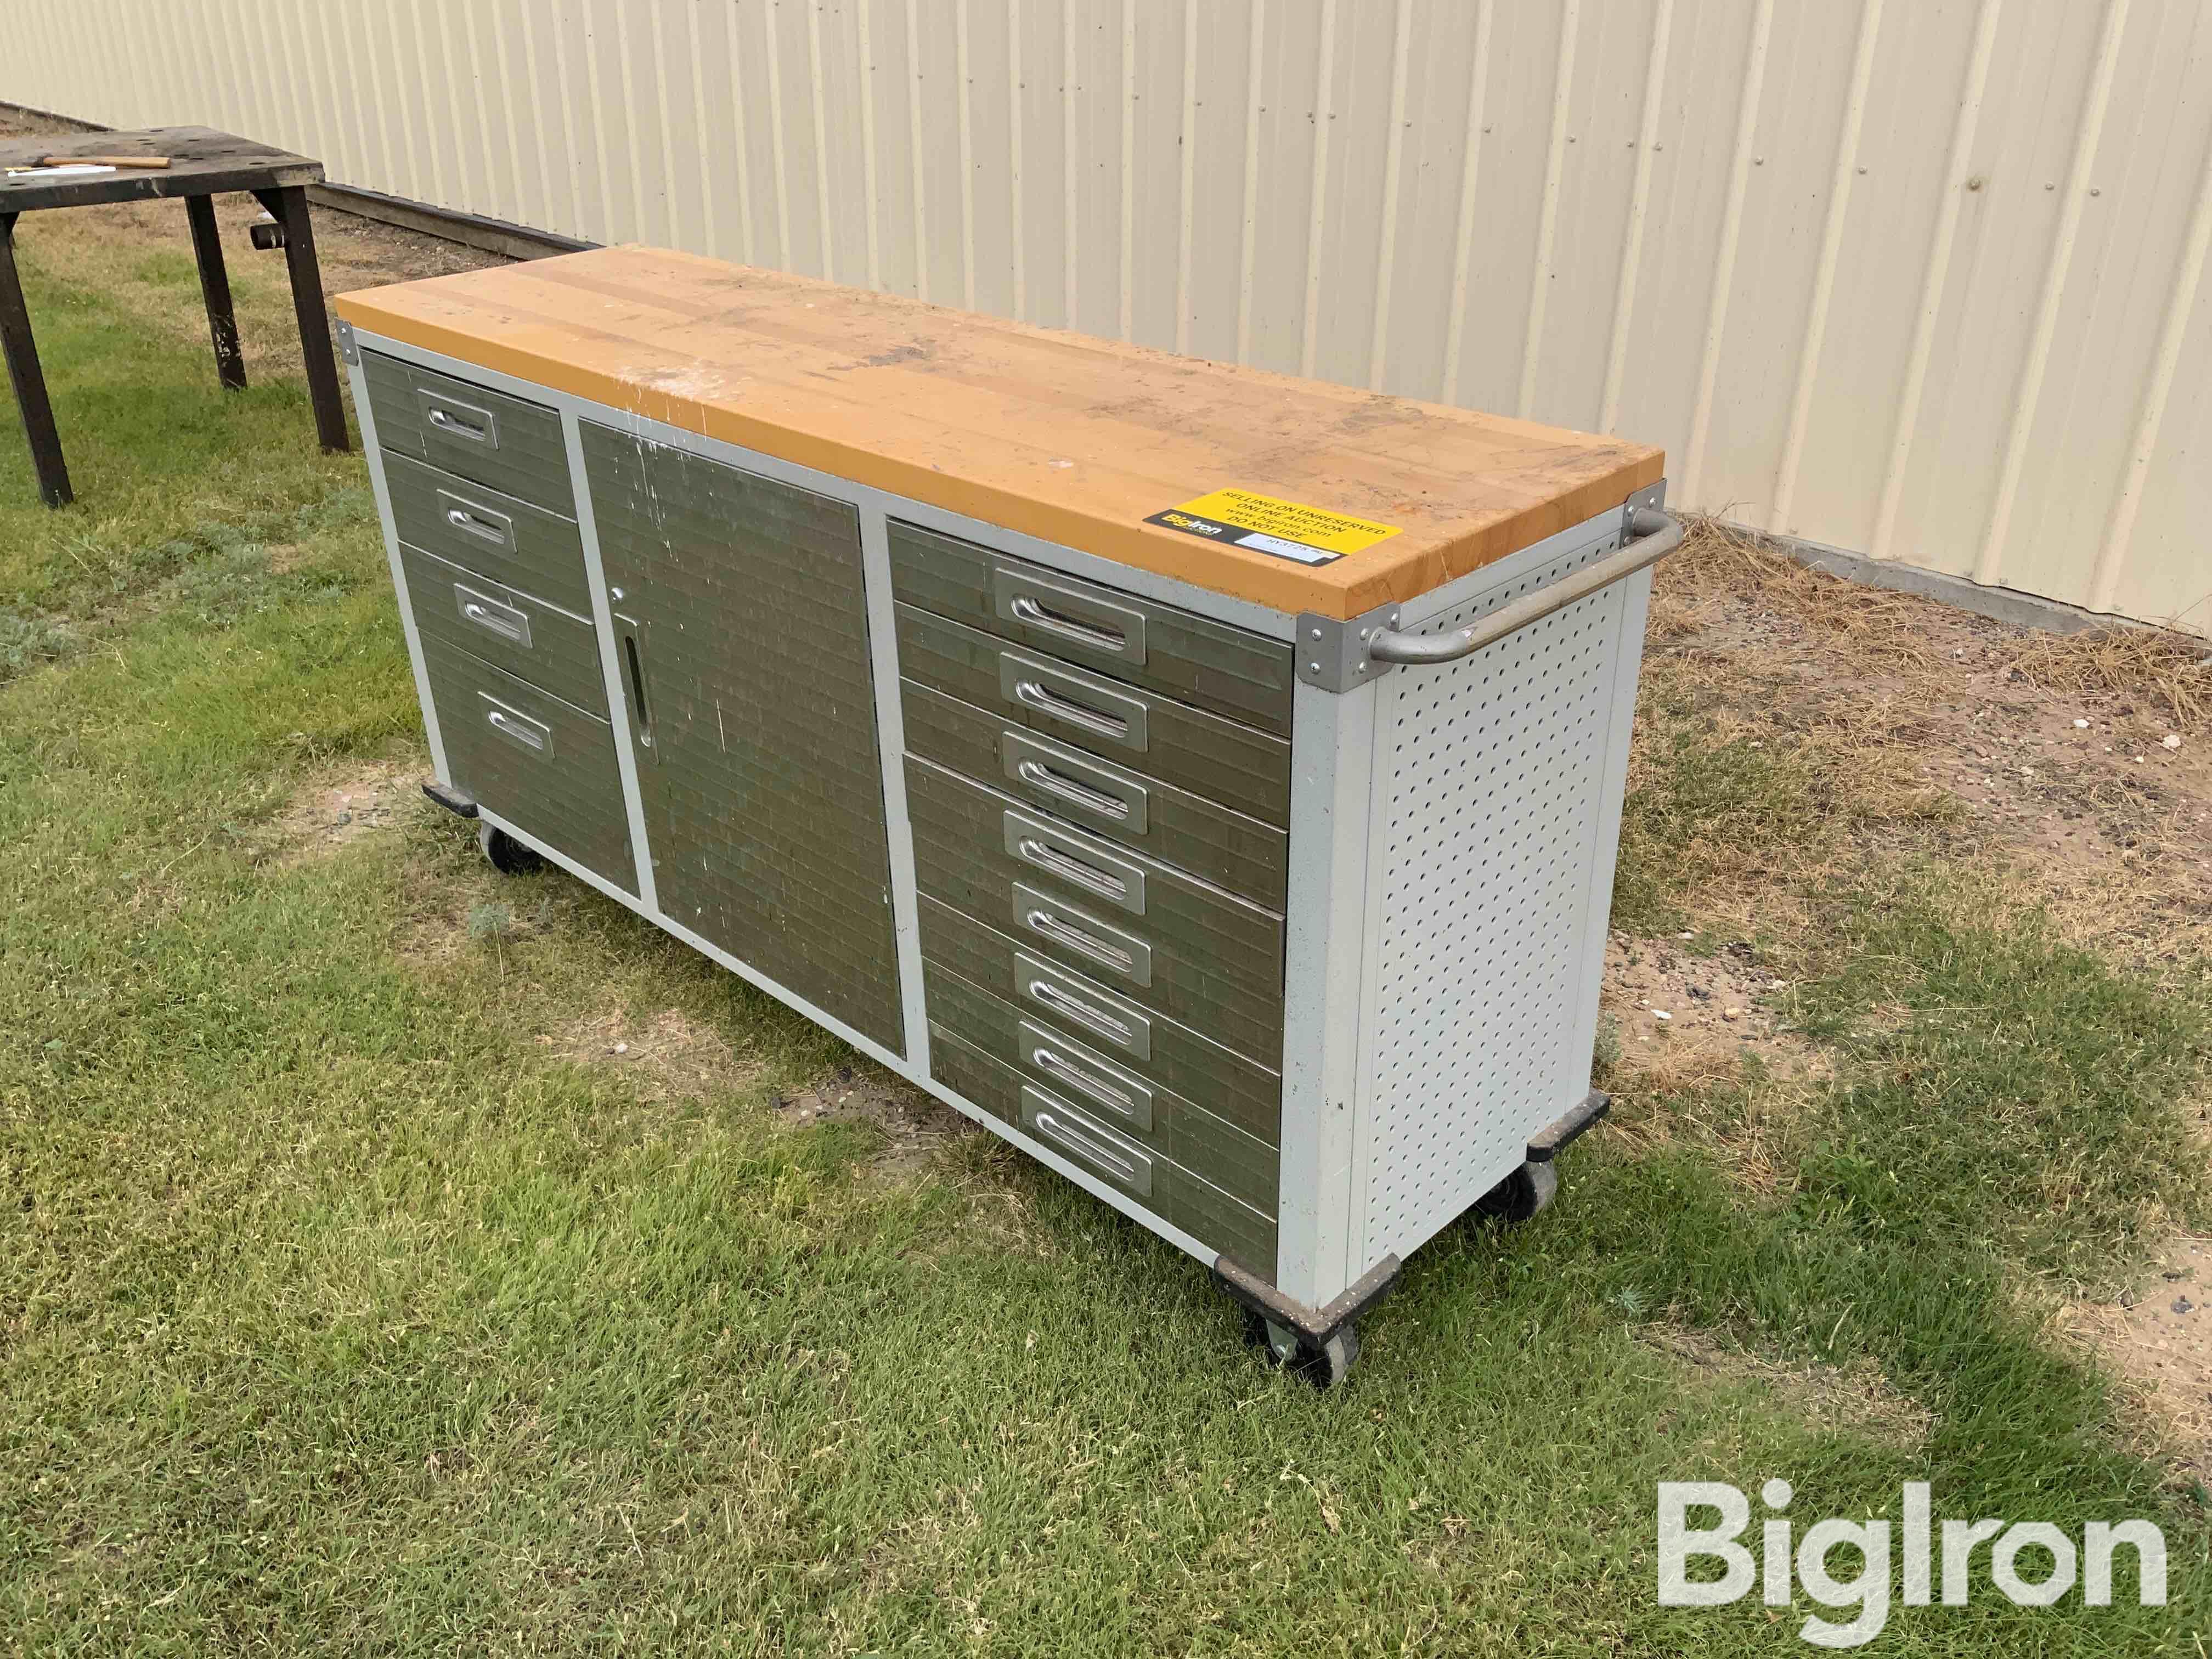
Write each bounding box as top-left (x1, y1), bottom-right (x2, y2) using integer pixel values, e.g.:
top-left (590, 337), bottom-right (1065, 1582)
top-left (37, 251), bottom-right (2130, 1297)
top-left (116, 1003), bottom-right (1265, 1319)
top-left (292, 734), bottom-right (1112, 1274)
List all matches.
top-left (334, 246), bottom-right (1663, 620)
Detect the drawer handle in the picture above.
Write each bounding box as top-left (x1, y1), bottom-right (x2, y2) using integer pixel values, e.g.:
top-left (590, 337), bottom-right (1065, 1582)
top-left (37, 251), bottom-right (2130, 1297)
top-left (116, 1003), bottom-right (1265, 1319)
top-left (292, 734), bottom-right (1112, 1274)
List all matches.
top-left (1032, 1109), bottom-right (1139, 1183)
top-left (1011, 677), bottom-right (1128, 741)
top-left (455, 584), bottom-right (531, 647)
top-left (1029, 1041), bottom-right (1143, 1123)
top-left (436, 489), bottom-right (514, 549)
top-left (1015, 757), bottom-right (1130, 822)
top-left (994, 568), bottom-right (1149, 665)
top-left (1008, 594), bottom-right (1127, 654)
top-left (1016, 836), bottom-right (1128, 904)
top-left (484, 706), bottom-right (549, 754)
top-left (1025, 906), bottom-right (1132, 976)
top-left (1027, 978), bottom-right (1132, 1047)
top-left (421, 394), bottom-right (500, 448)
top-left (1029, 1106), bottom-right (1148, 1192)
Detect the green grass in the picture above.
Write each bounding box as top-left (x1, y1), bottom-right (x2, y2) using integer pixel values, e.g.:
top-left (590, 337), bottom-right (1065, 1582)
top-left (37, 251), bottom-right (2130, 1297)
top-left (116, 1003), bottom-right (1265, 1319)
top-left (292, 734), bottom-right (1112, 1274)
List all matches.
top-left (1, 224), bottom-right (2207, 1654)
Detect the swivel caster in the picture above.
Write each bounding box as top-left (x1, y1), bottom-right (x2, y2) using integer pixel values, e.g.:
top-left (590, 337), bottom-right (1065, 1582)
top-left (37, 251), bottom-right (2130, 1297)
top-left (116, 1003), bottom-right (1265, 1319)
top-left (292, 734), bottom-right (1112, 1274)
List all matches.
top-left (1472, 1158), bottom-right (1558, 1227)
top-left (478, 821), bottom-right (544, 875)
top-left (1245, 1311), bottom-right (1362, 1387)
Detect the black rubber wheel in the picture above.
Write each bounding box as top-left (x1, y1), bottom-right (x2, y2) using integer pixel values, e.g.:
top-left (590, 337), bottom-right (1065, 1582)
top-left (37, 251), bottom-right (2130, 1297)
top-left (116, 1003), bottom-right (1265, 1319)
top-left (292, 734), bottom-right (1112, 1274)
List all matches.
top-left (1472, 1159), bottom-right (1559, 1227)
top-left (478, 821), bottom-right (545, 875)
top-left (1243, 1311), bottom-right (1361, 1387)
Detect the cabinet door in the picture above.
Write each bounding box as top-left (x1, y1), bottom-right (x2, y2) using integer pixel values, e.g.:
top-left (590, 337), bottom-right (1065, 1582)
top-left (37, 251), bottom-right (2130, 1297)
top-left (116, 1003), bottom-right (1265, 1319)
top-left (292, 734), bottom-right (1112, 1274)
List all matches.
top-left (581, 424), bottom-right (903, 1052)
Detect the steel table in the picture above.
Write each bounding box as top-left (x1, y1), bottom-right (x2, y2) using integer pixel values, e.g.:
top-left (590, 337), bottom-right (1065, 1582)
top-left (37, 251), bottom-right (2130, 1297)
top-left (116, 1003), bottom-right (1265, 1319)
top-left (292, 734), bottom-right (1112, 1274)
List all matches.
top-left (0, 125), bottom-right (351, 507)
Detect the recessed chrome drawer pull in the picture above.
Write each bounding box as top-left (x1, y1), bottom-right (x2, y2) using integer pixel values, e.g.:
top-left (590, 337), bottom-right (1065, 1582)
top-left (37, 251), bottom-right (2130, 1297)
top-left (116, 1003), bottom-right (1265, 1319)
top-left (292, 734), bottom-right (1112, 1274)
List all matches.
top-left (1018, 1019), bottom-right (1154, 1129)
top-left (479, 695), bottom-right (552, 757)
top-left (418, 390), bottom-right (501, 449)
top-left (997, 650), bottom-right (1151, 753)
top-left (1003, 810), bottom-right (1147, 913)
top-left (992, 566), bottom-right (1150, 665)
top-left (1011, 677), bottom-right (1126, 738)
top-left (998, 729), bottom-right (1151, 834)
top-left (1014, 883), bottom-right (1153, 985)
top-left (435, 488), bottom-right (515, 550)
top-left (454, 582), bottom-right (531, 647)
top-left (1021, 1086), bottom-right (1154, 1196)
top-left (1015, 758), bottom-right (1127, 820)
top-left (1015, 951), bottom-right (1152, 1059)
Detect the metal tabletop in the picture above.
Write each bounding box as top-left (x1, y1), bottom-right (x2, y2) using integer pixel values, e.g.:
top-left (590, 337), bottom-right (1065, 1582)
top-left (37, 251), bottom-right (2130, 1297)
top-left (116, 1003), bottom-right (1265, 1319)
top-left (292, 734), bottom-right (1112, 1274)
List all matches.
top-left (0, 125), bottom-right (349, 506)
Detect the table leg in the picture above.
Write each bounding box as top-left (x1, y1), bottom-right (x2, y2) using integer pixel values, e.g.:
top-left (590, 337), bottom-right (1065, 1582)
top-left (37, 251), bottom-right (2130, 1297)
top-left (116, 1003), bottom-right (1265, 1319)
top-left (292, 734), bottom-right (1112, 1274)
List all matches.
top-left (184, 193), bottom-right (247, 392)
top-left (0, 212), bottom-right (71, 509)
top-left (252, 185), bottom-right (349, 453)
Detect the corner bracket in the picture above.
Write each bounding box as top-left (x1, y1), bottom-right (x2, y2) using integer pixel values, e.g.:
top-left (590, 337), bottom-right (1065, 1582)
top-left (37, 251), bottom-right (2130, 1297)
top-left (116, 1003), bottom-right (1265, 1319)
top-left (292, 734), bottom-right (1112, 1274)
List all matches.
top-left (1293, 602), bottom-right (1402, 693)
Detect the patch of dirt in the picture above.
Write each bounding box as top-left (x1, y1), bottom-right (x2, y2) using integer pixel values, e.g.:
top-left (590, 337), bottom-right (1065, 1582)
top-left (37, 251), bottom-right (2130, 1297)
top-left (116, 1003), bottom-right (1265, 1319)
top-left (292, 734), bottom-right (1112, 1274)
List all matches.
top-left (261, 759), bottom-right (417, 865)
top-left (541, 1006), bottom-right (754, 1105)
top-left (2059, 1237), bottom-right (2212, 1488)
top-left (773, 1062), bottom-right (978, 1176)
top-left (1647, 522), bottom-right (2212, 970)
top-left (1642, 1320), bottom-right (1936, 1451)
top-left (1602, 933), bottom-right (1829, 1091)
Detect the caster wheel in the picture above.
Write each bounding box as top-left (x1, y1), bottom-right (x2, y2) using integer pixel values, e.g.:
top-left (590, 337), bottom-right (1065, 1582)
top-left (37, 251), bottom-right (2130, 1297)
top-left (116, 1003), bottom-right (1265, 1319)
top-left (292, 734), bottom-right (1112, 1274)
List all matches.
top-left (1473, 1158), bottom-right (1558, 1227)
top-left (478, 821), bottom-right (544, 875)
top-left (1245, 1313), bottom-right (1361, 1387)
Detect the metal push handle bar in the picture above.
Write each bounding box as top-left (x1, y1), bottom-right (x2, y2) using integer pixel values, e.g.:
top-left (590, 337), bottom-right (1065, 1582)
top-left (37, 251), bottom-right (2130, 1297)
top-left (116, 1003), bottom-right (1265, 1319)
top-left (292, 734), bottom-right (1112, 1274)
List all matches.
top-left (1368, 507), bottom-right (1684, 666)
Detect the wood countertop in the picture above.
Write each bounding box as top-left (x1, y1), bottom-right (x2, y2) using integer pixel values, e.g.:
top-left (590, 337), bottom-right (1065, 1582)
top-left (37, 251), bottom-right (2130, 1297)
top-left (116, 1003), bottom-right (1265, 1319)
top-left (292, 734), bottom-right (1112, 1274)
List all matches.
top-left (334, 246), bottom-right (1663, 620)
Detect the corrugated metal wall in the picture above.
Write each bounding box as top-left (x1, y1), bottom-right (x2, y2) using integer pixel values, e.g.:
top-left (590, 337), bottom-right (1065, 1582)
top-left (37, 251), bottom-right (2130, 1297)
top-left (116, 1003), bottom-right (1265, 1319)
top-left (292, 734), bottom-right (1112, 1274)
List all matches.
top-left (7, 0), bottom-right (2211, 633)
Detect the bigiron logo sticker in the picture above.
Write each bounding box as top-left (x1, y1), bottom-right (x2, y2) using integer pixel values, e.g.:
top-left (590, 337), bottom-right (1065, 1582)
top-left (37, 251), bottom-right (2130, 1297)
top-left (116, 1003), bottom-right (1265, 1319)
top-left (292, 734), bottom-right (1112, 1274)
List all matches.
top-left (1144, 488), bottom-right (1402, 567)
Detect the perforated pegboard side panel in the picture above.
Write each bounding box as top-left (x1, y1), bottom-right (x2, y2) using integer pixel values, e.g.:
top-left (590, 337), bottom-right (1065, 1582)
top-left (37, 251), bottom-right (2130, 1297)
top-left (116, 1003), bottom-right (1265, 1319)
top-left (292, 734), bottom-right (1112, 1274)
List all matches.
top-left (1352, 531), bottom-right (1632, 1268)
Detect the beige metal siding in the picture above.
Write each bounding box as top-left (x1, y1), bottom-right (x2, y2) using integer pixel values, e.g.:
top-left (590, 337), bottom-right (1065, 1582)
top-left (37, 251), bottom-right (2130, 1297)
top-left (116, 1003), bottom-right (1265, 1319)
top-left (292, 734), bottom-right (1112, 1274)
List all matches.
top-left (6, 0), bottom-right (2209, 634)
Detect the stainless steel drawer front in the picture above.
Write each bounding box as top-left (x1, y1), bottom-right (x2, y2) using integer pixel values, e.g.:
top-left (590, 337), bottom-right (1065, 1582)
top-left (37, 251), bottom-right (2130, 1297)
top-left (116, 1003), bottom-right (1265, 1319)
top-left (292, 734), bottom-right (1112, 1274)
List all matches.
top-left (420, 636), bottom-right (635, 895)
top-left (1013, 882), bottom-right (1153, 987)
top-left (1022, 1086), bottom-right (1155, 1198)
top-left (364, 351), bottom-right (572, 511)
top-left (1003, 808), bottom-right (1147, 914)
top-left (900, 683), bottom-right (1287, 905)
top-left (386, 453), bottom-right (594, 617)
top-left (398, 542), bottom-right (608, 719)
top-left (897, 605), bottom-right (1290, 826)
top-left (917, 897), bottom-right (1282, 1142)
top-left (888, 519), bottom-right (1294, 735)
top-left (992, 566), bottom-right (1148, 667)
top-left (1018, 1018), bottom-right (1154, 1130)
top-left (924, 1022), bottom-right (1276, 1272)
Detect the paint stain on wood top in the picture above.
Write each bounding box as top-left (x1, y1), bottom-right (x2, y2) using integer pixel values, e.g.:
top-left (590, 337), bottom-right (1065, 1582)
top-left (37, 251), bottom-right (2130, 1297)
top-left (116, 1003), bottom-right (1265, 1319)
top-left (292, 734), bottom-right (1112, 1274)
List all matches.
top-left (334, 246), bottom-right (1664, 619)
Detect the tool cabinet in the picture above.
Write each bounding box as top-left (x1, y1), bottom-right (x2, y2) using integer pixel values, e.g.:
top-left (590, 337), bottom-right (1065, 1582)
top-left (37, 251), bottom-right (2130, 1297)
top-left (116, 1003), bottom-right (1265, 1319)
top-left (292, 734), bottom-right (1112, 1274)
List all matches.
top-left (334, 248), bottom-right (1675, 1383)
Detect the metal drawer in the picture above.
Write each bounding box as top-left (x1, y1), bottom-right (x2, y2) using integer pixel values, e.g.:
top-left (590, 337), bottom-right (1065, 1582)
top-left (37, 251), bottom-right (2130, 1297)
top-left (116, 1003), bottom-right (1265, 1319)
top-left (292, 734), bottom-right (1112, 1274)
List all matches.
top-left (915, 894), bottom-right (1282, 1139)
top-left (399, 541), bottom-right (607, 719)
top-left (900, 681), bottom-right (1287, 908)
top-left (928, 1023), bottom-right (1277, 1276)
top-left (905, 757), bottom-right (1284, 1065)
top-left (419, 634), bottom-right (636, 895)
top-left (363, 351), bottom-right (574, 512)
top-left (888, 521), bottom-right (1295, 736)
top-left (925, 961), bottom-right (1278, 1207)
top-left (896, 605), bottom-right (1290, 827)
top-left (383, 452), bottom-right (594, 618)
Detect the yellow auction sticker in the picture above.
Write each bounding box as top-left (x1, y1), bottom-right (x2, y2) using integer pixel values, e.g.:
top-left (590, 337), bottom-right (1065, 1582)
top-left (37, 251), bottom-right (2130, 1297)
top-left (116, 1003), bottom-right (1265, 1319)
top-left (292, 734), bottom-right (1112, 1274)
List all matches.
top-left (1144, 488), bottom-right (1402, 567)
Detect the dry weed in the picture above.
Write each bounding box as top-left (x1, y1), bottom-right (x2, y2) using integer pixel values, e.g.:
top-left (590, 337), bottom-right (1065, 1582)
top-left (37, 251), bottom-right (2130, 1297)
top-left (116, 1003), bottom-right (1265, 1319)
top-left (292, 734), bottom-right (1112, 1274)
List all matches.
top-left (1999, 626), bottom-right (2211, 730)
